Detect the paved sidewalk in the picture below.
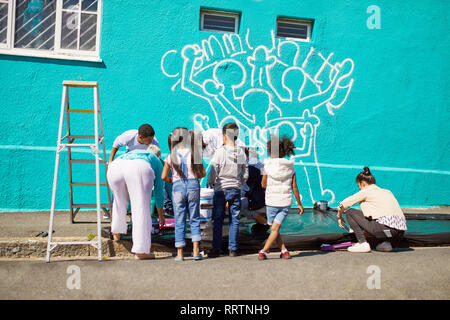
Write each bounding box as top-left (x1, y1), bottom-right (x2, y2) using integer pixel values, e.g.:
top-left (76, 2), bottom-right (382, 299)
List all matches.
top-left (0, 211), bottom-right (111, 238)
top-left (1, 207), bottom-right (449, 258)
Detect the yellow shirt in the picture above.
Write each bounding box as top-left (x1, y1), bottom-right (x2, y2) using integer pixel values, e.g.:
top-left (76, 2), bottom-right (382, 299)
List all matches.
top-left (339, 184), bottom-right (405, 220)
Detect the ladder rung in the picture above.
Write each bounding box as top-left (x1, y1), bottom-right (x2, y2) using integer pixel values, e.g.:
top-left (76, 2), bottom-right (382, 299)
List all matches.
top-left (68, 109), bottom-right (94, 113)
top-left (68, 135), bottom-right (99, 139)
top-left (61, 143), bottom-right (96, 147)
top-left (70, 159), bottom-right (106, 163)
top-left (72, 204), bottom-right (110, 208)
top-left (71, 182), bottom-right (108, 186)
top-left (63, 80), bottom-right (98, 88)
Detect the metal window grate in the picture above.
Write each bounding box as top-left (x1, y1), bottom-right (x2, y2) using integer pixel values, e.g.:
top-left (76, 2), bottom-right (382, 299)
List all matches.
top-left (276, 18), bottom-right (312, 41)
top-left (0, 0), bottom-right (8, 44)
top-left (14, 0), bottom-right (57, 50)
top-left (200, 10), bottom-right (239, 33)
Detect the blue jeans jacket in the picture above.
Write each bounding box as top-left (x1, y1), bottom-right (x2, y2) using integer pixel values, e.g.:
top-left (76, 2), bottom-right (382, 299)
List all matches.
top-left (212, 188), bottom-right (241, 251)
top-left (172, 178), bottom-right (201, 248)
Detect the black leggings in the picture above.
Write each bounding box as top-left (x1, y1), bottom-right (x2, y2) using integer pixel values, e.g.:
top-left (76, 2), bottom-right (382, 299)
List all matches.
top-left (346, 210), bottom-right (404, 244)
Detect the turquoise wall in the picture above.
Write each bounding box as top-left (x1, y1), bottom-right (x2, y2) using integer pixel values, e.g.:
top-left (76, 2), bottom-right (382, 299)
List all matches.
top-left (0, 0), bottom-right (449, 212)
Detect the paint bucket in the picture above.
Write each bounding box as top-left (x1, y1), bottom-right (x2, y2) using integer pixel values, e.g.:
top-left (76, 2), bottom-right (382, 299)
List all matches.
top-left (200, 188), bottom-right (214, 221)
top-left (316, 201), bottom-right (328, 212)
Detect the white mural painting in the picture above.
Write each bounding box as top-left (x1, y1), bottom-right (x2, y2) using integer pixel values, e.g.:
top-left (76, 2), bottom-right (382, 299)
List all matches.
top-left (160, 30), bottom-right (355, 205)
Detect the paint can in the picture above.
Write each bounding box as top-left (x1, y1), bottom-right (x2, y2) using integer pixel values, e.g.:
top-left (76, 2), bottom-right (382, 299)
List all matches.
top-left (316, 201), bottom-right (328, 212)
top-left (200, 188), bottom-right (214, 221)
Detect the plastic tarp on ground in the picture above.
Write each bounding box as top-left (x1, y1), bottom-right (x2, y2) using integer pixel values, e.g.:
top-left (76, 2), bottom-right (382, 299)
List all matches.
top-left (102, 209), bottom-right (450, 252)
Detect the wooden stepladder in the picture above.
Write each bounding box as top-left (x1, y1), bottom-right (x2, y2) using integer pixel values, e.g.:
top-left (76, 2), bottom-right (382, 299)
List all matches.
top-left (46, 80), bottom-right (111, 262)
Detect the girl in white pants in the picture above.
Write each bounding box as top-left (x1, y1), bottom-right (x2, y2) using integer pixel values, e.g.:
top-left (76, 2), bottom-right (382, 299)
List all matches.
top-left (107, 158), bottom-right (155, 259)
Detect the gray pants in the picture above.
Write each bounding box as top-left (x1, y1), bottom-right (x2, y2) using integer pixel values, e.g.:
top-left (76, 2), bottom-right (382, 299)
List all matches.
top-left (346, 210), bottom-right (400, 244)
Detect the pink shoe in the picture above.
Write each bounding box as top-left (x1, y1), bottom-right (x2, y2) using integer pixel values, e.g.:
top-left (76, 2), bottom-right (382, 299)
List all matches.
top-left (280, 251), bottom-right (291, 259)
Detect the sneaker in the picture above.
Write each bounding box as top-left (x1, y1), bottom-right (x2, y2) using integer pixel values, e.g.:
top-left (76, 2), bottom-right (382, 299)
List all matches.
top-left (229, 250), bottom-right (239, 257)
top-left (280, 251), bottom-right (291, 259)
top-left (375, 241), bottom-right (393, 252)
top-left (348, 242), bottom-right (371, 253)
top-left (258, 251), bottom-right (267, 260)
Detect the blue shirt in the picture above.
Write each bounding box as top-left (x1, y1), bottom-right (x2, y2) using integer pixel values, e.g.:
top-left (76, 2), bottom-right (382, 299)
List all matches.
top-left (117, 150), bottom-right (164, 209)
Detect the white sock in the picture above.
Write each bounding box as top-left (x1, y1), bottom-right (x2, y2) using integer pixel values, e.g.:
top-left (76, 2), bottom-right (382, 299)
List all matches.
top-left (281, 249), bottom-right (288, 254)
top-left (259, 250), bottom-right (267, 255)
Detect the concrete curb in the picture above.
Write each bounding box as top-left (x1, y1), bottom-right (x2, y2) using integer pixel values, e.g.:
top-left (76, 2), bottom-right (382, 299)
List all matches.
top-left (0, 237), bottom-right (175, 259)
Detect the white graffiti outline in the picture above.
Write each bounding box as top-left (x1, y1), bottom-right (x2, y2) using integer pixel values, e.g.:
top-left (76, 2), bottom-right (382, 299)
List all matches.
top-left (160, 30), bottom-right (355, 205)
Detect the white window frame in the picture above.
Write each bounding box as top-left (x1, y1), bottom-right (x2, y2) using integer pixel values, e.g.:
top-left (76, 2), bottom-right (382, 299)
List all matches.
top-left (200, 9), bottom-right (240, 34)
top-left (0, 0), bottom-right (102, 62)
top-left (276, 17), bottom-right (313, 43)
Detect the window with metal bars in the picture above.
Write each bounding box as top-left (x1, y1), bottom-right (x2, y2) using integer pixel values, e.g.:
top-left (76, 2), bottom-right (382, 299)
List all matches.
top-left (0, 0), bottom-right (102, 61)
top-left (276, 18), bottom-right (313, 42)
top-left (200, 9), bottom-right (239, 33)
top-left (0, 0), bottom-right (11, 46)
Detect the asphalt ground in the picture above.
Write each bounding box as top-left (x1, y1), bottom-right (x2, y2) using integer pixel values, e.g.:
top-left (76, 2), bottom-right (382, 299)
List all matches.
top-left (1, 246), bottom-right (449, 300)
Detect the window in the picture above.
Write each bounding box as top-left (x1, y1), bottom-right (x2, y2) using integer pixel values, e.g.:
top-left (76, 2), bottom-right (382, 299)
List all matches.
top-left (200, 9), bottom-right (240, 33)
top-left (276, 18), bottom-right (313, 42)
top-left (0, 0), bottom-right (102, 61)
top-left (0, 0), bottom-right (11, 47)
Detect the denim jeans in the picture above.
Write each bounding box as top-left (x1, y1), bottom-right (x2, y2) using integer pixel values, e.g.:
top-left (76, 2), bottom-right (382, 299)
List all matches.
top-left (212, 188), bottom-right (241, 251)
top-left (346, 210), bottom-right (403, 244)
top-left (163, 185), bottom-right (174, 216)
top-left (172, 178), bottom-right (201, 248)
top-left (266, 206), bottom-right (289, 225)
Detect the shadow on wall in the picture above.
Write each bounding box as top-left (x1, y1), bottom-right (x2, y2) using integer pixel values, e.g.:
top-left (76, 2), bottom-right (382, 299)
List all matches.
top-left (0, 54), bottom-right (107, 69)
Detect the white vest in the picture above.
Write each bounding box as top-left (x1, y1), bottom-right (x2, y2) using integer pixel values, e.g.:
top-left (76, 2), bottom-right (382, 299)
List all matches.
top-left (264, 158), bottom-right (295, 207)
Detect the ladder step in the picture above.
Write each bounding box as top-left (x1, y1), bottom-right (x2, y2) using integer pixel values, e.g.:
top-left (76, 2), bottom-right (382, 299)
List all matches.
top-left (68, 109), bottom-right (95, 113)
top-left (72, 204), bottom-right (110, 208)
top-left (61, 143), bottom-right (97, 147)
top-left (63, 80), bottom-right (98, 88)
top-left (68, 135), bottom-right (101, 139)
top-left (70, 159), bottom-right (106, 163)
top-left (71, 182), bottom-right (108, 186)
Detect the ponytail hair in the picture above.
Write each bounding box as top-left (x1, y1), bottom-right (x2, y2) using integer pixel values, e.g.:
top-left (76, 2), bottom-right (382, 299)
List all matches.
top-left (169, 127), bottom-right (189, 179)
top-left (168, 127), bottom-right (204, 180)
top-left (356, 166), bottom-right (376, 185)
top-left (267, 134), bottom-right (295, 158)
top-left (189, 129), bottom-right (205, 180)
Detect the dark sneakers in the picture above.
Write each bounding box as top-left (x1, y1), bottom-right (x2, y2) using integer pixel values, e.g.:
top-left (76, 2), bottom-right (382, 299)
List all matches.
top-left (229, 250), bottom-right (239, 257)
top-left (251, 223), bottom-right (271, 235)
top-left (209, 249), bottom-right (240, 257)
top-left (375, 241), bottom-right (393, 252)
